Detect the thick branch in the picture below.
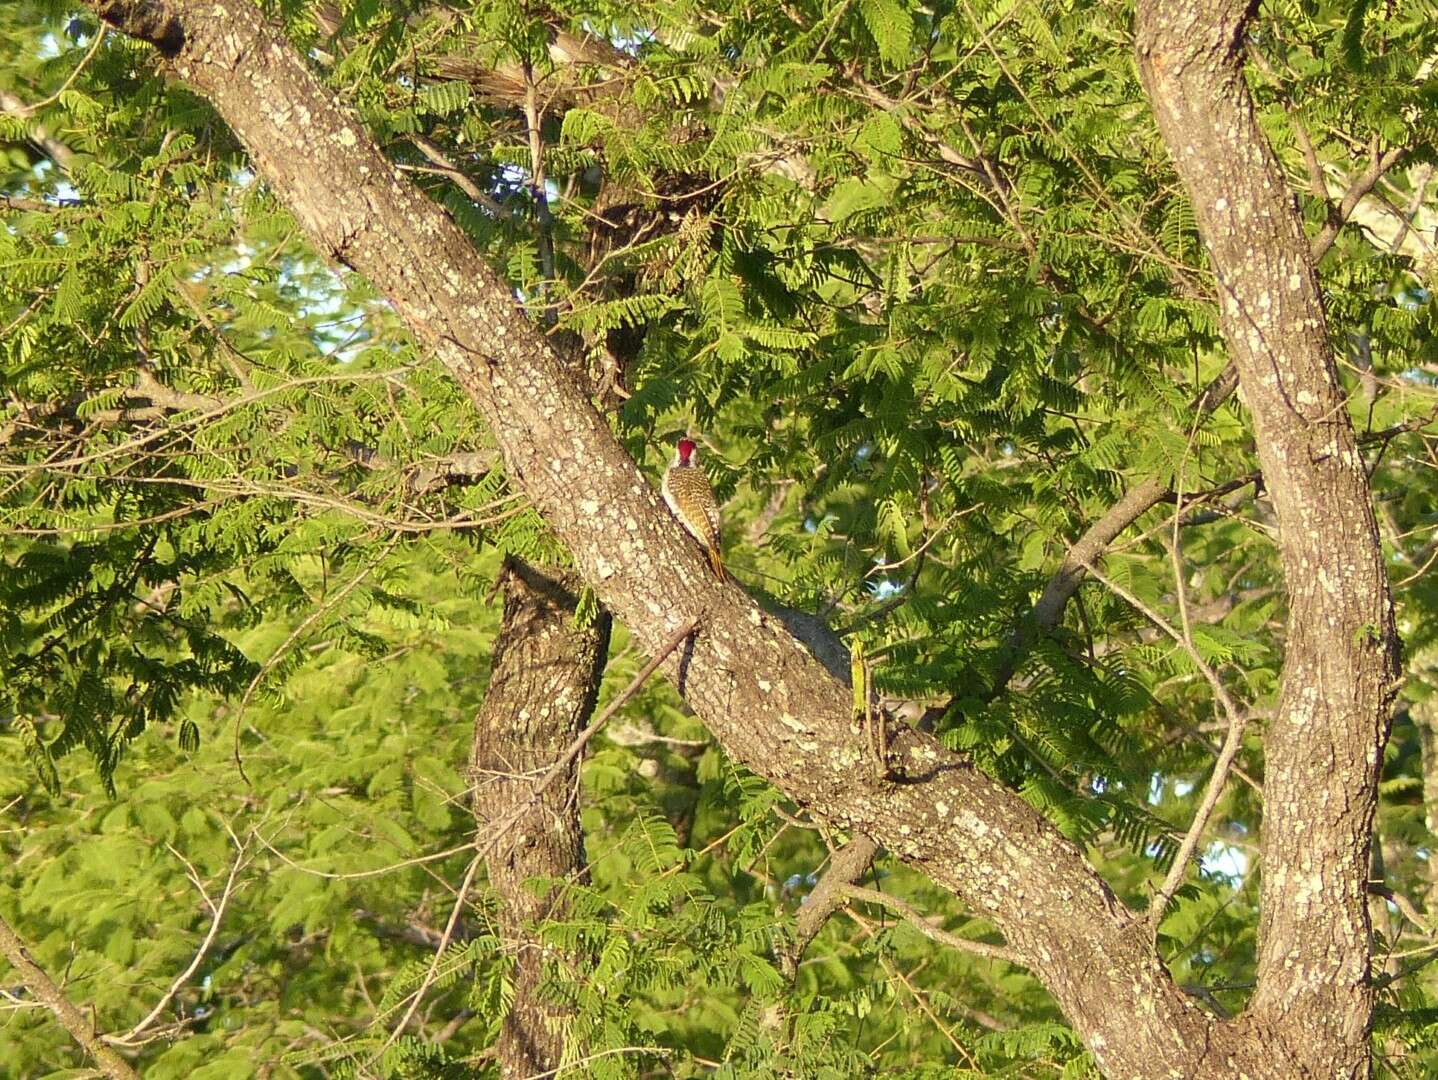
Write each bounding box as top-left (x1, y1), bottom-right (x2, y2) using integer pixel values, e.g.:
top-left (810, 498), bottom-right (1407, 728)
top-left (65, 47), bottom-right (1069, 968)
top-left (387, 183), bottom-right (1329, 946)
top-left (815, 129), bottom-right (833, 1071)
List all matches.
top-left (782, 835), bottom-right (876, 972)
top-left (1137, 2), bottom-right (1401, 1072)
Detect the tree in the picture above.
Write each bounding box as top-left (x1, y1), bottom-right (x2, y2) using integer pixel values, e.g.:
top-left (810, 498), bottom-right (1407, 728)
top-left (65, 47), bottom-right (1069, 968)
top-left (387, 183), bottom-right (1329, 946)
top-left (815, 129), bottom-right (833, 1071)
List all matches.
top-left (3, 0), bottom-right (1437, 1076)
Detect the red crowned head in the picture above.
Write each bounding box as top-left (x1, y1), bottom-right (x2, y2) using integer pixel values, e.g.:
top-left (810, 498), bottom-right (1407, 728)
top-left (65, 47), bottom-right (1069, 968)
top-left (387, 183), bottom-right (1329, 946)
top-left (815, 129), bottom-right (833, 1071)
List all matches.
top-left (677, 437), bottom-right (697, 466)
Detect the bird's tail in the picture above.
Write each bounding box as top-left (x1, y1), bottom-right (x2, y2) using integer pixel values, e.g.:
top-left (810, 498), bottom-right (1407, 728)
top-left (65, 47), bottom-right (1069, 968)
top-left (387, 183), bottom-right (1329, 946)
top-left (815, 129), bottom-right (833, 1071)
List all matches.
top-left (707, 547), bottom-right (727, 582)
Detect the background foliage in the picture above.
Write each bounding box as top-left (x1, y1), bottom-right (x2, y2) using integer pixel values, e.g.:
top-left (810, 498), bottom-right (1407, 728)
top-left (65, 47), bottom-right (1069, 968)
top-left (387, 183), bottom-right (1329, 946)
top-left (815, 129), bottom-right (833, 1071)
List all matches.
top-left (4, 0), bottom-right (1438, 1075)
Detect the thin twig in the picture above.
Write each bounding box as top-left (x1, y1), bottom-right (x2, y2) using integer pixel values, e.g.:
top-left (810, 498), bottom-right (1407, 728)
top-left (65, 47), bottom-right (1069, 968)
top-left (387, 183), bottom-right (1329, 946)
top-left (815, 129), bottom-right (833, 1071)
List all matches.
top-left (1078, 561), bottom-right (1248, 925)
top-left (1310, 145), bottom-right (1410, 262)
top-left (841, 886), bottom-right (1017, 963)
top-left (404, 135), bottom-right (510, 217)
top-left (0, 91), bottom-right (76, 169)
top-left (1368, 881), bottom-right (1431, 933)
top-left (8, 29), bottom-right (107, 118)
top-left (1374, 938), bottom-right (1438, 989)
top-left (864, 505), bottom-right (978, 579)
top-left (0, 369), bottom-right (417, 477)
top-left (877, 952), bottom-right (977, 1067)
top-left (522, 62), bottom-right (556, 318)
top-left (232, 537), bottom-right (399, 782)
top-left (1157, 405), bottom-right (1219, 896)
top-left (517, 1045), bottom-right (671, 1079)
top-left (104, 825), bottom-right (250, 1047)
top-left (841, 901), bottom-right (980, 1066)
top-left (256, 829), bottom-right (476, 882)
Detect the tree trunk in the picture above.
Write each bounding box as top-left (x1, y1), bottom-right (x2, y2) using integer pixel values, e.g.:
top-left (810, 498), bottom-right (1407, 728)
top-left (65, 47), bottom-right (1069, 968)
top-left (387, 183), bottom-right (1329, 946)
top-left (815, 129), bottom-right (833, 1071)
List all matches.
top-left (1136, 2), bottom-right (1401, 1073)
top-left (471, 558), bottom-right (611, 1077)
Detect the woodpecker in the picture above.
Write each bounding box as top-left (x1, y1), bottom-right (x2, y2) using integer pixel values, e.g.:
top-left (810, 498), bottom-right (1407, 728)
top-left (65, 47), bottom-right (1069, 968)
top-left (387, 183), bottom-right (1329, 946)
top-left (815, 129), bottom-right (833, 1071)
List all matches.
top-left (662, 436), bottom-right (725, 581)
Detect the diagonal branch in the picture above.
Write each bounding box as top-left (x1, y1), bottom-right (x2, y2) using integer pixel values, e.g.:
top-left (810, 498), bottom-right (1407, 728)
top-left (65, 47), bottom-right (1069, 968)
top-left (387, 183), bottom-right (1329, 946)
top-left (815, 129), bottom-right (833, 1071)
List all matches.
top-left (0, 914), bottom-right (141, 1080)
top-left (1310, 144), bottom-right (1410, 263)
top-left (406, 134), bottom-right (511, 218)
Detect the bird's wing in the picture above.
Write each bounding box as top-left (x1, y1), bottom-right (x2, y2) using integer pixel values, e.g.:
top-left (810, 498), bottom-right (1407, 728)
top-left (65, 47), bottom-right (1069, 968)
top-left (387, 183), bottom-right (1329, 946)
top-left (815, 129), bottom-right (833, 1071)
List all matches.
top-left (703, 493), bottom-right (722, 543)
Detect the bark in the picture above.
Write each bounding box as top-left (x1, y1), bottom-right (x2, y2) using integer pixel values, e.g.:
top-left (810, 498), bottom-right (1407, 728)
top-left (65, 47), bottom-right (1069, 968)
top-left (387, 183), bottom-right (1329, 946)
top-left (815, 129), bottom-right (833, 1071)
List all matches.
top-left (1137, 3), bottom-right (1402, 1074)
top-left (471, 558), bottom-right (611, 1077)
top-left (82, 2), bottom-right (1395, 1076)
top-left (1414, 673), bottom-right (1438, 916)
top-left (0, 913), bottom-right (141, 1080)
